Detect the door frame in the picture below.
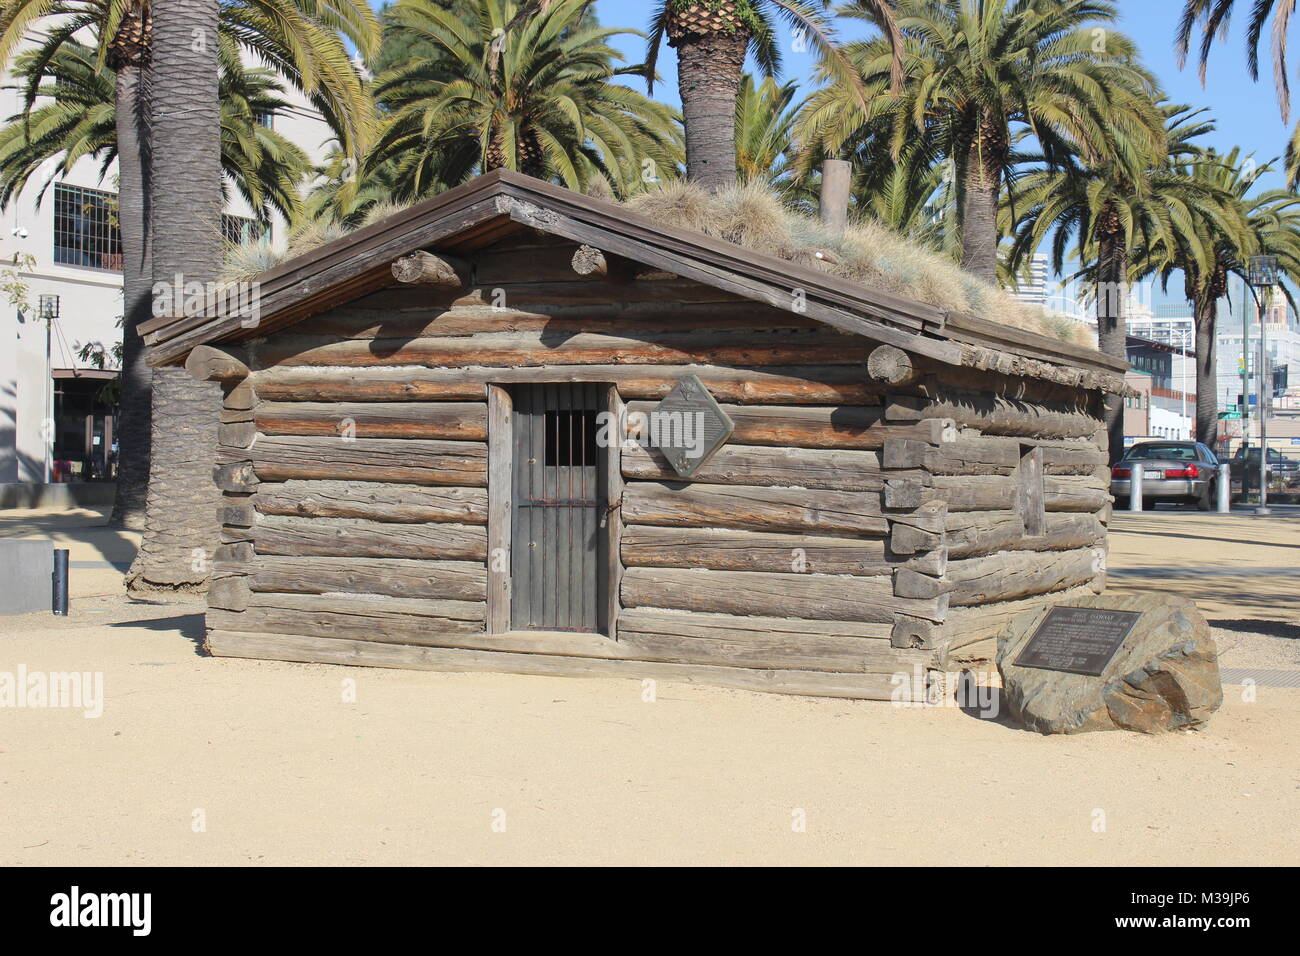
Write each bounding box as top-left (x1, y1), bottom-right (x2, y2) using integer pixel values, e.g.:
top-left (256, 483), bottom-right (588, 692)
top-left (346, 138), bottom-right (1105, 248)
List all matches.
top-left (486, 382), bottom-right (623, 638)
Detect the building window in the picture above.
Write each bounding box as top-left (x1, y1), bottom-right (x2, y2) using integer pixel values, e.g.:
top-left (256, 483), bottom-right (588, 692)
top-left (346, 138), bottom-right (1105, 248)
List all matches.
top-left (53, 183), bottom-right (122, 271)
top-left (221, 214), bottom-right (268, 246)
top-left (254, 110), bottom-right (274, 128)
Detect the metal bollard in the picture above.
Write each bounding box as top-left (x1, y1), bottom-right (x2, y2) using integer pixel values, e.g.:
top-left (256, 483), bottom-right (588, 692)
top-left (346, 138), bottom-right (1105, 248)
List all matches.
top-left (52, 548), bottom-right (69, 616)
top-left (1217, 463), bottom-right (1232, 513)
top-left (1129, 466), bottom-right (1144, 512)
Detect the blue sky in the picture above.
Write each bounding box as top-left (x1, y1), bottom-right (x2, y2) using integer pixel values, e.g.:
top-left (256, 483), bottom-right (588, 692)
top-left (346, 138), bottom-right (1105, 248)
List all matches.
top-left (593, 1), bottom-right (1294, 192)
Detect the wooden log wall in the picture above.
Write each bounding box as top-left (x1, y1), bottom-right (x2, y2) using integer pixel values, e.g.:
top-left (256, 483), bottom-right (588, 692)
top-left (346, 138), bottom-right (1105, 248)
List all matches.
top-left (202, 233), bottom-right (1113, 698)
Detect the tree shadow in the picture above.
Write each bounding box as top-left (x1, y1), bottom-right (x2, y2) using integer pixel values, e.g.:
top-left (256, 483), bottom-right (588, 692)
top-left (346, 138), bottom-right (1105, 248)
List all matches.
top-left (109, 612), bottom-right (208, 656)
top-left (1209, 618), bottom-right (1300, 640)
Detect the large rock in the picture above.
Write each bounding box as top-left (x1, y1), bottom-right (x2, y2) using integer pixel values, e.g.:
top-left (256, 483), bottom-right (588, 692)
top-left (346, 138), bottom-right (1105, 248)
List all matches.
top-left (996, 594), bottom-right (1221, 734)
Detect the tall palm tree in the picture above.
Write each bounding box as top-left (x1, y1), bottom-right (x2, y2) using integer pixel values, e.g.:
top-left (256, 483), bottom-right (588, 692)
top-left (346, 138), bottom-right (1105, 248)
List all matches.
top-left (0, 0), bottom-right (379, 530)
top-left (120, 0), bottom-right (224, 591)
top-left (366, 0), bottom-right (682, 200)
top-left (1003, 106), bottom-right (1228, 456)
top-left (643, 0), bottom-right (900, 192)
top-left (1132, 148), bottom-right (1300, 448)
top-left (734, 74), bottom-right (802, 192)
top-left (0, 40), bottom-right (311, 226)
top-left (1176, 1), bottom-right (1300, 184)
top-left (797, 0), bottom-right (1161, 283)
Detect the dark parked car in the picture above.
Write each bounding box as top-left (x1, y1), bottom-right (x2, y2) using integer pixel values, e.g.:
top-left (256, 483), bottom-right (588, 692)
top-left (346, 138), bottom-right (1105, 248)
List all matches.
top-left (1110, 441), bottom-right (1221, 510)
top-left (1230, 445), bottom-right (1300, 492)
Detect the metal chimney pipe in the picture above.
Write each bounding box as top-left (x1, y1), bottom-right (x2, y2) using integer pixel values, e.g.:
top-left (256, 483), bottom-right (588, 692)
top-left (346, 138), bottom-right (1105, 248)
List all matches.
top-left (820, 159), bottom-right (852, 237)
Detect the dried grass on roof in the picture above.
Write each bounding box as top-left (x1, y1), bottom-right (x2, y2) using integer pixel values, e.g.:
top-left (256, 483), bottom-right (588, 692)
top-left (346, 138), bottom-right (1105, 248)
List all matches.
top-left (625, 181), bottom-right (1095, 349)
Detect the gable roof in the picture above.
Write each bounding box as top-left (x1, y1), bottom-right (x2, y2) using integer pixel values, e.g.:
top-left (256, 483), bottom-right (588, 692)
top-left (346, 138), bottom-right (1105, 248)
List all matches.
top-left (142, 169), bottom-right (1127, 391)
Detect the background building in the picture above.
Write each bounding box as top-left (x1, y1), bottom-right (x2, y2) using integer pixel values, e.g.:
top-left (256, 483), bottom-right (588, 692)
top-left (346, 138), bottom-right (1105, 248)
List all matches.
top-left (0, 48), bottom-right (332, 486)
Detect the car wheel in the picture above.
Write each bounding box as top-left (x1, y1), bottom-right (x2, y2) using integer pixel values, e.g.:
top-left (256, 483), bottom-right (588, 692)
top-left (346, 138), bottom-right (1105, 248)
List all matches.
top-left (1196, 485), bottom-right (1213, 511)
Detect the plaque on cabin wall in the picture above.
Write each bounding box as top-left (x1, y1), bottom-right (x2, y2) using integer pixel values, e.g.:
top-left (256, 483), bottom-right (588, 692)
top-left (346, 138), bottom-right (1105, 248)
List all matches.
top-left (652, 375), bottom-right (735, 478)
top-left (1013, 606), bottom-right (1142, 676)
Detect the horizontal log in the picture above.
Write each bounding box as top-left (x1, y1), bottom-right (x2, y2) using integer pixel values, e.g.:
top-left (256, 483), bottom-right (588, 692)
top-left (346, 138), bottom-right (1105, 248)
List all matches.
top-left (944, 547), bottom-right (1104, 606)
top-left (885, 391), bottom-right (1101, 439)
top-left (345, 276), bottom-right (747, 310)
top-left (204, 630), bottom-right (922, 701)
top-left (622, 482), bottom-right (889, 537)
top-left (255, 402), bottom-right (488, 440)
top-left (186, 345), bottom-right (249, 383)
top-left (251, 435), bottom-right (487, 486)
top-left (925, 474), bottom-right (1109, 513)
top-left (250, 364), bottom-right (886, 405)
top-left (252, 514), bottom-right (486, 560)
top-left (622, 442), bottom-right (908, 491)
top-left (245, 556), bottom-right (486, 602)
top-left (293, 301), bottom-right (817, 340)
top-left (621, 566), bottom-right (947, 623)
top-left (930, 475), bottom-right (1015, 512)
top-left (624, 402), bottom-right (945, 451)
top-left (886, 436), bottom-right (1107, 476)
top-left (256, 480), bottom-right (487, 524)
top-left (249, 331), bottom-right (873, 370)
top-left (944, 511), bottom-right (1106, 560)
top-left (1043, 475), bottom-right (1111, 512)
top-left (209, 592), bottom-right (485, 642)
top-left (615, 609), bottom-right (931, 673)
top-left (620, 525), bottom-right (890, 575)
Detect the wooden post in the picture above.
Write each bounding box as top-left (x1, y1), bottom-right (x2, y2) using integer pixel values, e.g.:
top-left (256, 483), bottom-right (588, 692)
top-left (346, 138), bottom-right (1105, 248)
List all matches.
top-left (390, 250), bottom-right (469, 288)
top-left (186, 345), bottom-right (250, 383)
top-left (867, 345), bottom-right (918, 386)
top-left (820, 159), bottom-right (852, 237)
top-left (604, 384), bottom-right (625, 640)
top-left (487, 385), bottom-right (513, 634)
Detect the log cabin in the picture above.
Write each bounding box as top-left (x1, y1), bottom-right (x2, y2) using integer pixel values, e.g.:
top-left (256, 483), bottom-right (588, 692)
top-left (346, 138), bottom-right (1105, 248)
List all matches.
top-left (144, 170), bottom-right (1126, 702)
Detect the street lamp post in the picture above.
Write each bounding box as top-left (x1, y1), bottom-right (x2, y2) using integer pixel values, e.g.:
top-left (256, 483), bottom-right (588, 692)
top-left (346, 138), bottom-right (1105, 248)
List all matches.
top-left (1246, 256), bottom-right (1279, 515)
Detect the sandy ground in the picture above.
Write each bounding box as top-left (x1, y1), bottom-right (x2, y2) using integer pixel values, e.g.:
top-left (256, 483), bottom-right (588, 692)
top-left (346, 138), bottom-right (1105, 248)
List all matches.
top-left (0, 505), bottom-right (1297, 866)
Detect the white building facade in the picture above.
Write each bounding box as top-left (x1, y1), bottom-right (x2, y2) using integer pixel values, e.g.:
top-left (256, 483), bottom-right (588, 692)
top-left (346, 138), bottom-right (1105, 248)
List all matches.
top-left (1, 44), bottom-right (331, 485)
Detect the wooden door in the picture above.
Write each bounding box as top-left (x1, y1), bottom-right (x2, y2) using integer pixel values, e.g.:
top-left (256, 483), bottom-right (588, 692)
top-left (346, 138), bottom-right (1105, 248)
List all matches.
top-left (510, 384), bottom-right (607, 632)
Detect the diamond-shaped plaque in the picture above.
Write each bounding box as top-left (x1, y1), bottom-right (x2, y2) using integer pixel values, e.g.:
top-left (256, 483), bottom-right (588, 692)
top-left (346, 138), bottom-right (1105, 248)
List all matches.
top-left (652, 375), bottom-right (734, 477)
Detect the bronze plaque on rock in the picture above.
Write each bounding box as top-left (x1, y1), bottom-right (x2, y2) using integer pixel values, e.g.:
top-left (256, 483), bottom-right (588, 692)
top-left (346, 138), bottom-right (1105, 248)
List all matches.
top-left (652, 375), bottom-right (734, 478)
top-left (1013, 606), bottom-right (1142, 676)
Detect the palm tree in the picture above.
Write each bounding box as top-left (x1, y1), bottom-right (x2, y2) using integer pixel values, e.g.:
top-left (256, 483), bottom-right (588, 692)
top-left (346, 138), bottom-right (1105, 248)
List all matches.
top-left (796, 0), bottom-right (1161, 284)
top-left (1003, 106), bottom-right (1229, 457)
top-left (1176, 1), bottom-right (1300, 184)
top-left (734, 74), bottom-right (802, 192)
top-left (1132, 148), bottom-right (1300, 448)
top-left (118, 0), bottom-right (223, 591)
top-left (643, 0), bottom-right (900, 192)
top-left (0, 0), bottom-right (379, 530)
top-left (365, 0), bottom-right (682, 201)
top-left (0, 40), bottom-right (311, 226)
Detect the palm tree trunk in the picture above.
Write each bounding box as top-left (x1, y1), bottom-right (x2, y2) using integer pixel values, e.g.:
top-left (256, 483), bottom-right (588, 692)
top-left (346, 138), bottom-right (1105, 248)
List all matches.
top-left (1194, 293), bottom-right (1220, 452)
top-left (960, 131), bottom-right (1001, 284)
top-left (675, 29), bottom-right (749, 192)
top-left (1095, 229), bottom-right (1128, 463)
top-left (125, 0), bottom-right (223, 592)
top-left (107, 63), bottom-right (152, 529)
